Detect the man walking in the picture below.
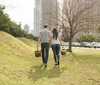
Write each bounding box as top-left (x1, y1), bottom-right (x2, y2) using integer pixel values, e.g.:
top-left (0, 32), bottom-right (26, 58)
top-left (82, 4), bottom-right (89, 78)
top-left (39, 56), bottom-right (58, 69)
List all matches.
top-left (38, 24), bottom-right (51, 66)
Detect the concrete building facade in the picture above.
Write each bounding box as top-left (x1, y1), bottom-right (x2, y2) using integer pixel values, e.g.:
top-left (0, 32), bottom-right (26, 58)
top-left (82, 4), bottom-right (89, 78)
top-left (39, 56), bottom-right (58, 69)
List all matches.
top-left (34, 0), bottom-right (42, 37)
top-left (42, 0), bottom-right (58, 31)
top-left (34, 0), bottom-right (59, 37)
top-left (62, 0), bottom-right (100, 40)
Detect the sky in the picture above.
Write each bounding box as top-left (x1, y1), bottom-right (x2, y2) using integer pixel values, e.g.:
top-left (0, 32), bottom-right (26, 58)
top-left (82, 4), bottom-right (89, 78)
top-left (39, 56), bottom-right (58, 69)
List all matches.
top-left (0, 0), bottom-right (62, 31)
top-left (0, 0), bottom-right (35, 31)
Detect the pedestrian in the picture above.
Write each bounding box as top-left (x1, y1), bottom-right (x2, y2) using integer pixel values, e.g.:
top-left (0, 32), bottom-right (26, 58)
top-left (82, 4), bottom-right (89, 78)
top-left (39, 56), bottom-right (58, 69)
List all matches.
top-left (50, 28), bottom-right (63, 65)
top-left (38, 24), bottom-right (51, 66)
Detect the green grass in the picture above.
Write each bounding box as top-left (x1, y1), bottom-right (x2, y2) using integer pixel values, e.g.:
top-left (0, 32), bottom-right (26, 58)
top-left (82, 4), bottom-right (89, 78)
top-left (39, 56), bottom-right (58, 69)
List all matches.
top-left (0, 31), bottom-right (100, 85)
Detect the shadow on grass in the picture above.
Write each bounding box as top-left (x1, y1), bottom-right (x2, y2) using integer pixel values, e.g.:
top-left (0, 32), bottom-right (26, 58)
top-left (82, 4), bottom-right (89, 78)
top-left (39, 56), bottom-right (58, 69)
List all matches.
top-left (70, 52), bottom-right (82, 63)
top-left (28, 64), bottom-right (66, 81)
top-left (28, 64), bottom-right (47, 81)
top-left (70, 52), bottom-right (90, 64)
top-left (70, 52), bottom-right (77, 58)
top-left (47, 66), bottom-right (66, 78)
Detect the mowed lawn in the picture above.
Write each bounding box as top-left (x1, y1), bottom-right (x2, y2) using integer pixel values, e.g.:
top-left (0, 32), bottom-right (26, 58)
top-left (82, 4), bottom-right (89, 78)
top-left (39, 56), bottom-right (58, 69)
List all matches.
top-left (0, 31), bottom-right (100, 85)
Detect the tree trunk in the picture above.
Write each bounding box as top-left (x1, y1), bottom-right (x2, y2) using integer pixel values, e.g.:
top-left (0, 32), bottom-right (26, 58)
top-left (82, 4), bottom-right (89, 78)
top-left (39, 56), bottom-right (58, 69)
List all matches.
top-left (68, 37), bottom-right (73, 52)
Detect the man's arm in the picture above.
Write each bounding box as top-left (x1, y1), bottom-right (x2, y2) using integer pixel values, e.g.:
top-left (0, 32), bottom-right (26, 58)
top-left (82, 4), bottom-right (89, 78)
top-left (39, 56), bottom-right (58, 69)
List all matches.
top-left (49, 32), bottom-right (52, 47)
top-left (38, 32), bottom-right (41, 45)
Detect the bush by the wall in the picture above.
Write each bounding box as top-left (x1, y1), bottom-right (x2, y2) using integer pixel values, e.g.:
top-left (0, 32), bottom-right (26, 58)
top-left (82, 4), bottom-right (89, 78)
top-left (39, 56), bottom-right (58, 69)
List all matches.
top-left (77, 34), bottom-right (96, 42)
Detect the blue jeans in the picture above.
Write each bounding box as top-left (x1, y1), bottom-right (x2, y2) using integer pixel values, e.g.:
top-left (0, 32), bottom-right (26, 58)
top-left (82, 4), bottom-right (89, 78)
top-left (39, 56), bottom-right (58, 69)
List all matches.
top-left (41, 43), bottom-right (50, 64)
top-left (51, 44), bottom-right (60, 64)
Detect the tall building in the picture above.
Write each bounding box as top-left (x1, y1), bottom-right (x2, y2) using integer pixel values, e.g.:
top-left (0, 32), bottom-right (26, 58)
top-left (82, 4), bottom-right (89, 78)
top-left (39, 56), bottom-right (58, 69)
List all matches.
top-left (34, 0), bottom-right (42, 37)
top-left (84, 0), bottom-right (100, 35)
top-left (62, 0), bottom-right (100, 37)
top-left (42, 0), bottom-right (58, 31)
top-left (24, 24), bottom-right (30, 34)
top-left (34, 0), bottom-right (59, 37)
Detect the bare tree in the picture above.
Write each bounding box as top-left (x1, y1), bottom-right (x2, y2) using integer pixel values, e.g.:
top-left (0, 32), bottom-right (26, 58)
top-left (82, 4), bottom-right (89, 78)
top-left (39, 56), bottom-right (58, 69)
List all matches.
top-left (35, 0), bottom-right (99, 52)
top-left (54, 0), bottom-right (99, 52)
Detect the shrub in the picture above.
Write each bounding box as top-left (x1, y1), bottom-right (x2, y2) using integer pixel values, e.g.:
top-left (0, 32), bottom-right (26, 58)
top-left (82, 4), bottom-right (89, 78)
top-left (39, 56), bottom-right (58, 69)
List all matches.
top-left (95, 36), bottom-right (100, 42)
top-left (77, 34), bottom-right (96, 42)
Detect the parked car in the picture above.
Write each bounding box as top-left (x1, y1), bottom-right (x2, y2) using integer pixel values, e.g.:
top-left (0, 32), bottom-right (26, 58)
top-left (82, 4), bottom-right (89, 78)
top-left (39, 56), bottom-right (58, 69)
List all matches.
top-left (62, 42), bottom-right (69, 46)
top-left (80, 42), bottom-right (92, 48)
top-left (91, 42), bottom-right (100, 48)
top-left (72, 42), bottom-right (81, 47)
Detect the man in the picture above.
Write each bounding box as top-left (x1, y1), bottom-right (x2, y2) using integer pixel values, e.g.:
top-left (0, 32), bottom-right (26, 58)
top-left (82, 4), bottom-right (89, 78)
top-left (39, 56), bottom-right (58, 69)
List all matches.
top-left (38, 24), bottom-right (51, 66)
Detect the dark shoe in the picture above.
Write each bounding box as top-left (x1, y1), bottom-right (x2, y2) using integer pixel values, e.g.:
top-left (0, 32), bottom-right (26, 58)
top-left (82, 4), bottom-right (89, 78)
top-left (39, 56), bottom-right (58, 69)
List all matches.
top-left (58, 61), bottom-right (60, 65)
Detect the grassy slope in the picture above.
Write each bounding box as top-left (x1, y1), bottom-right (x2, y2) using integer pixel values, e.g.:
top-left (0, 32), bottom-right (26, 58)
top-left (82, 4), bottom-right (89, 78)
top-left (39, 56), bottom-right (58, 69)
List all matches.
top-left (18, 38), bottom-right (37, 48)
top-left (0, 31), bottom-right (37, 85)
top-left (0, 31), bottom-right (100, 85)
